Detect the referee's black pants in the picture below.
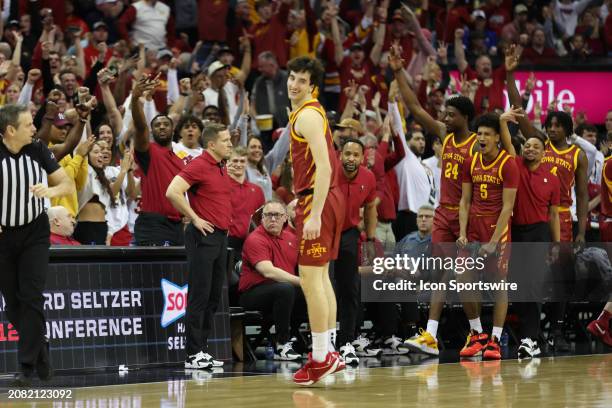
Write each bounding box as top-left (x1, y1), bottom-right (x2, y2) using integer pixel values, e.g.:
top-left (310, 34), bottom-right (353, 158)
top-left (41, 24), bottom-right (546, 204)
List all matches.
top-left (0, 214), bottom-right (50, 369)
top-left (184, 224), bottom-right (228, 356)
top-left (334, 228), bottom-right (361, 347)
top-left (511, 222), bottom-right (550, 340)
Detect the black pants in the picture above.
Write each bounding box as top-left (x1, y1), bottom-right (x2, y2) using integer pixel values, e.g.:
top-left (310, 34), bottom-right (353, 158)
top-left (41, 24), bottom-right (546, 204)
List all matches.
top-left (134, 212), bottom-right (185, 246)
top-left (240, 282), bottom-right (302, 344)
top-left (228, 236), bottom-right (245, 261)
top-left (393, 210), bottom-right (417, 242)
top-left (511, 222), bottom-right (550, 339)
top-left (73, 221), bottom-right (107, 245)
top-left (184, 224), bottom-right (228, 356)
top-left (334, 228), bottom-right (360, 346)
top-left (0, 214), bottom-right (50, 369)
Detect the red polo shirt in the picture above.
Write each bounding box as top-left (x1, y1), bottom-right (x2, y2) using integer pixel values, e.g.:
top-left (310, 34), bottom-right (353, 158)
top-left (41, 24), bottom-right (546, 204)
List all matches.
top-left (239, 226), bottom-right (298, 293)
top-left (229, 177), bottom-right (265, 240)
top-left (50, 233), bottom-right (81, 246)
top-left (513, 157), bottom-right (560, 225)
top-left (178, 151), bottom-right (232, 230)
top-left (135, 143), bottom-right (185, 221)
top-left (338, 166), bottom-right (377, 231)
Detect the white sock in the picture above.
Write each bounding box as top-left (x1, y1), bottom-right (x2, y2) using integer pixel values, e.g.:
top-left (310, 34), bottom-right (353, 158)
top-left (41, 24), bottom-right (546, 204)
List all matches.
top-left (492, 326), bottom-right (503, 341)
top-left (328, 328), bottom-right (337, 352)
top-left (469, 318), bottom-right (483, 333)
top-left (312, 332), bottom-right (328, 362)
top-left (426, 320), bottom-right (439, 338)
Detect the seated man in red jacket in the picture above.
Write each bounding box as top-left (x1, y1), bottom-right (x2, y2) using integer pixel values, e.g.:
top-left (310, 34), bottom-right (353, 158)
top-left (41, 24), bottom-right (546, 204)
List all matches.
top-left (239, 200), bottom-right (303, 361)
top-left (49, 206), bottom-right (81, 245)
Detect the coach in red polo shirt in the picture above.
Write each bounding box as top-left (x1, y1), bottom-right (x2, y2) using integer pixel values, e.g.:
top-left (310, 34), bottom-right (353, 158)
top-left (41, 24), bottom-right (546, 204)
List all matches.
top-left (166, 123), bottom-right (233, 370)
top-left (131, 75), bottom-right (186, 246)
top-left (239, 200), bottom-right (302, 361)
top-left (509, 133), bottom-right (560, 360)
top-left (228, 146), bottom-right (265, 257)
top-left (334, 138), bottom-right (378, 365)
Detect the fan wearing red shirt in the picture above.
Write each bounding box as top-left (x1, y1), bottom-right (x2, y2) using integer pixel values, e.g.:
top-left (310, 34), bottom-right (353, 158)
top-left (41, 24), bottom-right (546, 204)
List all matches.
top-left (389, 44), bottom-right (477, 356)
top-left (239, 200), bottom-right (302, 361)
top-left (334, 139), bottom-right (378, 365)
top-left (166, 123), bottom-right (233, 370)
top-left (131, 75), bottom-right (185, 246)
top-left (455, 28), bottom-right (506, 115)
top-left (227, 146), bottom-right (265, 257)
top-left (457, 113), bottom-right (519, 360)
top-left (48, 206), bottom-right (81, 246)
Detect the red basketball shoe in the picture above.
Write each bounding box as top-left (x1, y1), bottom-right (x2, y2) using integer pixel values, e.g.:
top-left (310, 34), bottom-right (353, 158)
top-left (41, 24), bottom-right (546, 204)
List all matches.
top-left (293, 352), bottom-right (339, 386)
top-left (460, 330), bottom-right (489, 358)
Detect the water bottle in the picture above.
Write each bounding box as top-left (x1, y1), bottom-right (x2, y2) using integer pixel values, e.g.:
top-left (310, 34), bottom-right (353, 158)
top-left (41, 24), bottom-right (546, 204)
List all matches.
top-left (163, 241), bottom-right (170, 247)
top-left (500, 332), bottom-right (509, 347)
top-left (265, 343), bottom-right (275, 360)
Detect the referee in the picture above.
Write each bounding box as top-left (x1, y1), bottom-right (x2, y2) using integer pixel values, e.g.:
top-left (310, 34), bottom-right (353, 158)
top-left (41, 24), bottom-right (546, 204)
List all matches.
top-left (166, 123), bottom-right (233, 369)
top-left (0, 105), bottom-right (74, 386)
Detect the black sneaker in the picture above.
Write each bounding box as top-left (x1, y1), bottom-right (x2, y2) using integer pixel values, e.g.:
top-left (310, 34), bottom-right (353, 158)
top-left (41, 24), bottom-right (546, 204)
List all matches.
top-left (517, 338), bottom-right (541, 360)
top-left (548, 331), bottom-right (570, 352)
top-left (36, 337), bottom-right (53, 381)
top-left (275, 341), bottom-right (302, 361)
top-left (12, 366), bottom-right (34, 388)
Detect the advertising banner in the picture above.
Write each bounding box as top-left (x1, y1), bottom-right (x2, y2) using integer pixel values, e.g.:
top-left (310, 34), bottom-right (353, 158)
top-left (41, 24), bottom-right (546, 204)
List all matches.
top-left (0, 259), bottom-right (231, 372)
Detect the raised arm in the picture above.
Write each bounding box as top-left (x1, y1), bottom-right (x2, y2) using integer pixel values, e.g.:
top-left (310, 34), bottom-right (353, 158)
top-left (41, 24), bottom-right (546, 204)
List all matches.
top-left (388, 44), bottom-right (445, 140)
top-left (454, 28), bottom-right (468, 73)
top-left (329, 4), bottom-right (344, 67)
top-left (504, 44), bottom-right (537, 139)
top-left (97, 68), bottom-right (124, 141)
top-left (130, 74), bottom-right (159, 152)
top-left (499, 107), bottom-right (524, 157)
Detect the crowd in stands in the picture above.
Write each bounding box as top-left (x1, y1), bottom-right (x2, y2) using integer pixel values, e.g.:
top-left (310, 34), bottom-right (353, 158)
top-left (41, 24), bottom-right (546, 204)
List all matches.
top-left (1, 0), bottom-right (611, 360)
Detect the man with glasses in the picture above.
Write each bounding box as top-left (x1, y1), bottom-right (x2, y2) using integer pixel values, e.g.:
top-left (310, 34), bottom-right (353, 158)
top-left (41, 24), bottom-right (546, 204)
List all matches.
top-left (239, 201), bottom-right (302, 360)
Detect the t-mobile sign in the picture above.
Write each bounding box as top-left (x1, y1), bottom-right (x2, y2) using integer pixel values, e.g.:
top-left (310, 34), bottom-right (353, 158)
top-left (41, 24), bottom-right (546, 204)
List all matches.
top-left (506, 71), bottom-right (612, 123)
top-left (450, 70), bottom-right (612, 123)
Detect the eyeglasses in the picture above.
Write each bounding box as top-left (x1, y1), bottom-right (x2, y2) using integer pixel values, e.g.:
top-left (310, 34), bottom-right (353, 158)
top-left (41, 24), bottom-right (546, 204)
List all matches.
top-left (263, 212), bottom-right (285, 219)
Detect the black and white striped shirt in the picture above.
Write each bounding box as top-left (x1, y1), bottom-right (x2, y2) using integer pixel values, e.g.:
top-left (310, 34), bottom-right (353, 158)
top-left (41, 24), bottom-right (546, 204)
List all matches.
top-left (0, 140), bottom-right (60, 227)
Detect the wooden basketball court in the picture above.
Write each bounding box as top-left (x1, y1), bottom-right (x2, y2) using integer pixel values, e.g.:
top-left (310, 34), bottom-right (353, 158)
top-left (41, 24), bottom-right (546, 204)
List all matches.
top-left (4, 354), bottom-right (609, 407)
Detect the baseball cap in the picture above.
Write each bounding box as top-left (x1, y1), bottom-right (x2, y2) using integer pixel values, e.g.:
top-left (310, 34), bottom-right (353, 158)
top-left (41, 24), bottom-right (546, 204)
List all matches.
top-left (472, 10), bottom-right (486, 20)
top-left (7, 20), bottom-right (20, 28)
top-left (515, 4), bottom-right (528, 14)
top-left (217, 46), bottom-right (233, 56)
top-left (350, 42), bottom-right (364, 52)
top-left (54, 113), bottom-right (70, 128)
top-left (156, 49), bottom-right (173, 60)
top-left (93, 21), bottom-right (108, 31)
top-left (207, 60), bottom-right (230, 76)
top-left (335, 118), bottom-right (363, 134)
